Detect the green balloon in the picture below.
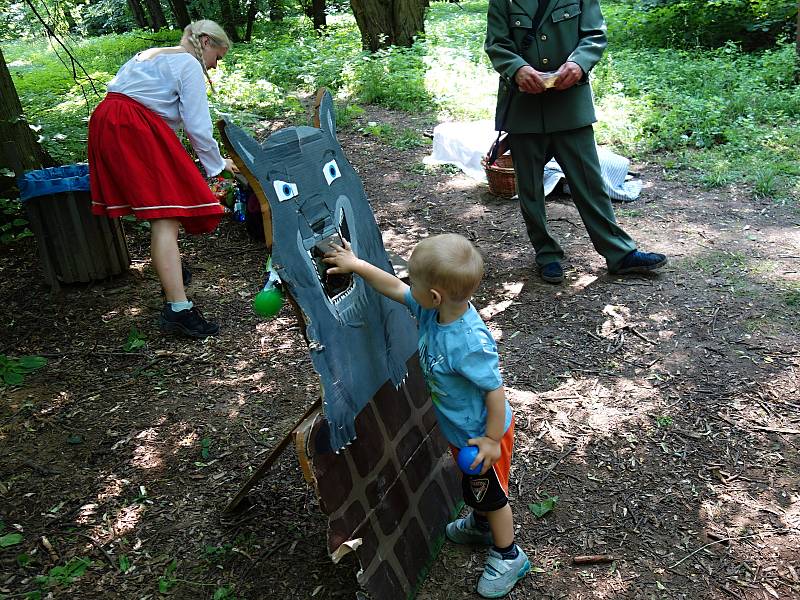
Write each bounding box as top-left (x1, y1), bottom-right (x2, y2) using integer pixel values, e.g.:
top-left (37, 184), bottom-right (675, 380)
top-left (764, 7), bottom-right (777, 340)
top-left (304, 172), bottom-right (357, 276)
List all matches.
top-left (253, 287), bottom-right (284, 318)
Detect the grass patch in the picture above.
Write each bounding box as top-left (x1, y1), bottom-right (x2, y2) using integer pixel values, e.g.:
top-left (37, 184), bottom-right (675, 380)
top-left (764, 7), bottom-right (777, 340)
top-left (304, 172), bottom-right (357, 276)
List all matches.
top-left (361, 123), bottom-right (430, 150)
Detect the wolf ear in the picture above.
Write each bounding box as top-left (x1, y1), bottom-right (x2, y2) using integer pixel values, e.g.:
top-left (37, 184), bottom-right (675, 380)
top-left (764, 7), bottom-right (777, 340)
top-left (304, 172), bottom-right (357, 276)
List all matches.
top-left (218, 117), bottom-right (266, 173)
top-left (313, 88), bottom-right (338, 146)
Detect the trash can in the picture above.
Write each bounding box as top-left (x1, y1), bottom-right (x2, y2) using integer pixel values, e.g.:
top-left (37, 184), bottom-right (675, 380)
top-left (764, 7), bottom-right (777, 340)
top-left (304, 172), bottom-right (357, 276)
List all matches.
top-left (18, 164), bottom-right (130, 288)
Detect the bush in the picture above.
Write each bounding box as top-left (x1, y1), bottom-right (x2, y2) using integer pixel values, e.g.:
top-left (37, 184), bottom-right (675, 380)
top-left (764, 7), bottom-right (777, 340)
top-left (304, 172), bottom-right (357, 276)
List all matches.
top-left (611, 0), bottom-right (797, 50)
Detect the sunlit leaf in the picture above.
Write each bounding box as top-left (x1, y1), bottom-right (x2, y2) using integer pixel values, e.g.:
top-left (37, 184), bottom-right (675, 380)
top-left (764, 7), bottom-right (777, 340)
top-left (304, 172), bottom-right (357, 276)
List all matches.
top-left (0, 533), bottom-right (23, 547)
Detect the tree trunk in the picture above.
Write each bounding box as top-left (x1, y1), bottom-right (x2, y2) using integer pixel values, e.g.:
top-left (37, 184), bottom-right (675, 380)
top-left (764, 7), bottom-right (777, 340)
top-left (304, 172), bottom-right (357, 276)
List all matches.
top-left (350, 0), bottom-right (427, 51)
top-left (127, 0), bottom-right (149, 28)
top-left (244, 0), bottom-right (259, 40)
top-left (312, 0), bottom-right (326, 30)
top-left (392, 0), bottom-right (428, 46)
top-left (218, 0), bottom-right (242, 42)
top-left (795, 0), bottom-right (799, 83)
top-left (0, 47), bottom-right (54, 196)
top-left (167, 0), bottom-right (191, 29)
top-left (143, 0), bottom-right (168, 30)
top-left (268, 0), bottom-right (284, 21)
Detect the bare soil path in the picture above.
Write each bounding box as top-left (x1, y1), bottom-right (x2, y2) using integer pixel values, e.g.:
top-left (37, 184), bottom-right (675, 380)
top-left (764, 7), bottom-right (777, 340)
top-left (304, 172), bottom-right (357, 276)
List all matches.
top-left (1, 105), bottom-right (799, 600)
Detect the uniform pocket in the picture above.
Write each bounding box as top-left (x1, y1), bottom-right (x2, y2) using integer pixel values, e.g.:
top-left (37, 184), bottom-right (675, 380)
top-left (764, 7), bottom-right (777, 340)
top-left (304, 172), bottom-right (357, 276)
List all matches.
top-left (509, 12), bottom-right (532, 30)
top-left (551, 3), bottom-right (581, 22)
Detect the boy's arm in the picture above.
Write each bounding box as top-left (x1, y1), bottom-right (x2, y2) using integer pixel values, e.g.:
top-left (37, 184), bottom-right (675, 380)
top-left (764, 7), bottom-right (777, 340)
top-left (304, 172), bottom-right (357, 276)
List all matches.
top-left (325, 241), bottom-right (409, 304)
top-left (467, 385), bottom-right (505, 475)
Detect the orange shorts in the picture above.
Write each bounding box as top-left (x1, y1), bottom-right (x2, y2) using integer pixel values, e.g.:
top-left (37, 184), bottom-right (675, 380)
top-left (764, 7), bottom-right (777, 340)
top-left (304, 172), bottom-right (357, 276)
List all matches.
top-left (450, 418), bottom-right (514, 512)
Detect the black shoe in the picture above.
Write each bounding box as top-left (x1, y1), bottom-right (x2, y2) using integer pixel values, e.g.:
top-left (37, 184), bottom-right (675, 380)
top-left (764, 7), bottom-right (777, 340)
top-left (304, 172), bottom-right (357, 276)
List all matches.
top-left (614, 250), bottom-right (667, 274)
top-left (182, 265), bottom-right (192, 286)
top-left (539, 261), bottom-right (564, 284)
top-left (160, 304), bottom-right (219, 338)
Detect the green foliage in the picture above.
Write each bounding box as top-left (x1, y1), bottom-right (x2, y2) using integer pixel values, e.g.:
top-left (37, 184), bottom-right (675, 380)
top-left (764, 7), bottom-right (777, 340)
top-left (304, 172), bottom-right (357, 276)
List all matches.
top-left (34, 557), bottom-right (92, 587)
top-left (607, 0), bottom-right (797, 50)
top-left (0, 197), bottom-right (32, 244)
top-left (0, 355), bottom-right (47, 386)
top-left (592, 38), bottom-right (800, 199)
top-left (200, 437), bottom-right (212, 460)
top-left (5, 30), bottom-right (178, 163)
top-left (80, 0), bottom-right (136, 35)
top-left (204, 543), bottom-right (233, 558)
top-left (655, 415), bottom-right (673, 427)
top-left (123, 326), bottom-right (146, 352)
top-left (362, 123), bottom-right (430, 150)
top-left (213, 586), bottom-right (238, 600)
top-left (158, 559), bottom-right (178, 593)
top-left (0, 533), bottom-right (23, 547)
top-left (785, 287), bottom-right (800, 307)
top-left (529, 495), bottom-right (558, 518)
top-left (6, 0), bottom-right (800, 202)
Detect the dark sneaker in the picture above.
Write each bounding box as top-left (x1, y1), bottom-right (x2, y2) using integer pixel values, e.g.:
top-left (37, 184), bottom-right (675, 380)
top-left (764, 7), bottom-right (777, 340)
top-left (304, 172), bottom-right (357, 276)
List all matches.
top-left (160, 304), bottom-right (219, 338)
top-left (182, 265), bottom-right (192, 286)
top-left (539, 261), bottom-right (564, 284)
top-left (477, 545), bottom-right (530, 598)
top-left (614, 250), bottom-right (667, 274)
top-left (446, 513), bottom-right (493, 546)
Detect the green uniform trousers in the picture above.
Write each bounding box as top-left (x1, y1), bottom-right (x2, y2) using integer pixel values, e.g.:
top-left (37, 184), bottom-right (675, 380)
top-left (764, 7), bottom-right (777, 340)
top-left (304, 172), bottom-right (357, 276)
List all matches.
top-left (508, 126), bottom-right (636, 271)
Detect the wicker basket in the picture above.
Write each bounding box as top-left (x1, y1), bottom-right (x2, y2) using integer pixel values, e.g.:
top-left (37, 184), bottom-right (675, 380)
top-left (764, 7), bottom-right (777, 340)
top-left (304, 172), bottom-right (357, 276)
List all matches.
top-left (482, 152), bottom-right (516, 198)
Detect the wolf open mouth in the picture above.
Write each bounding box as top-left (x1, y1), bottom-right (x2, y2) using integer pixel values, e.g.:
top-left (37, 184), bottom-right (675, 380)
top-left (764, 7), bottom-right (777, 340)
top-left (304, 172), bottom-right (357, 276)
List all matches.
top-left (308, 208), bottom-right (354, 306)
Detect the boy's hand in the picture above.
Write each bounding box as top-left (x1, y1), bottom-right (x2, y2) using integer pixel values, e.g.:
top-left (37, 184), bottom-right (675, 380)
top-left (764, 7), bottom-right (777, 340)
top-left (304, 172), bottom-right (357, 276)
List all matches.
top-left (467, 436), bottom-right (502, 476)
top-left (324, 239), bottom-right (359, 274)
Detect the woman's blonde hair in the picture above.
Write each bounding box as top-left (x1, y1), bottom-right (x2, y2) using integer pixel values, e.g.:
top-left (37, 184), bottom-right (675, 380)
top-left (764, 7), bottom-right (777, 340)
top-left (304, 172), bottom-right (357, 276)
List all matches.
top-left (408, 234), bottom-right (484, 302)
top-left (182, 20), bottom-right (231, 90)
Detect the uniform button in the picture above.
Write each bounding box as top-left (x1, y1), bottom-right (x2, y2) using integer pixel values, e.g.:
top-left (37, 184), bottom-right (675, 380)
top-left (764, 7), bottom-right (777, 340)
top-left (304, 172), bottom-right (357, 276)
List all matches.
top-left (540, 34), bottom-right (547, 41)
top-left (542, 58), bottom-right (549, 65)
top-left (515, 20), bottom-right (521, 25)
top-left (564, 12), bottom-right (570, 17)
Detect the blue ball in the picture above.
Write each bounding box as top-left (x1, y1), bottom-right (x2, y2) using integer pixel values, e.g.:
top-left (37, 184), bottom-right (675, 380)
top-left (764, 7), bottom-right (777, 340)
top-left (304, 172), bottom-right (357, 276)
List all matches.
top-left (457, 445), bottom-right (483, 475)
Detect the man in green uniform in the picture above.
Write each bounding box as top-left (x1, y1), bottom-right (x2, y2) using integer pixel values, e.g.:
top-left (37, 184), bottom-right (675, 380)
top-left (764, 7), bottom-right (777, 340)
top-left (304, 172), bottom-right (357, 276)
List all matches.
top-left (485, 0), bottom-right (667, 283)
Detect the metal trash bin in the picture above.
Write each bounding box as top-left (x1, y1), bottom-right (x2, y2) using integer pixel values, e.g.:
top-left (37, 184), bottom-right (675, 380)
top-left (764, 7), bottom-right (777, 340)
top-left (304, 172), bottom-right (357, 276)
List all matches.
top-left (18, 164), bottom-right (130, 288)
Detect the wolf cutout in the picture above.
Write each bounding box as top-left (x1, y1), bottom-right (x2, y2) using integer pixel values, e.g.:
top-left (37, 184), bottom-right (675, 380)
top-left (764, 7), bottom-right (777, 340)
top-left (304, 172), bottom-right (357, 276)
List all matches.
top-left (221, 92), bottom-right (418, 451)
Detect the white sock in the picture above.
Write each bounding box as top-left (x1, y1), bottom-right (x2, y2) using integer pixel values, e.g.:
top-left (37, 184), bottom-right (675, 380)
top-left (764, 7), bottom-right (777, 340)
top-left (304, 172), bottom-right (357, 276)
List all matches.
top-left (169, 300), bottom-right (193, 312)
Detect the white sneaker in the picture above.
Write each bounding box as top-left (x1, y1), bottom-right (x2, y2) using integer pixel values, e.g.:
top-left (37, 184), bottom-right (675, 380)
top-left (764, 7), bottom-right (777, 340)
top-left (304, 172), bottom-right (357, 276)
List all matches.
top-left (476, 545), bottom-right (530, 598)
top-left (445, 512), bottom-right (493, 546)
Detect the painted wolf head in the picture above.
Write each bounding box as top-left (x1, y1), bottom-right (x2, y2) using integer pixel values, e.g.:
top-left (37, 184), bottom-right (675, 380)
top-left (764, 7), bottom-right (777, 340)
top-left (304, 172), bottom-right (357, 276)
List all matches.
top-left (221, 91), bottom-right (417, 451)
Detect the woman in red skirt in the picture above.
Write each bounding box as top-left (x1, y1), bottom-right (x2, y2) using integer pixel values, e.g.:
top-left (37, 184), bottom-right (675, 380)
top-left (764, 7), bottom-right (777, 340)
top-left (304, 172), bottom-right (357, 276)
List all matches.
top-left (89, 20), bottom-right (236, 338)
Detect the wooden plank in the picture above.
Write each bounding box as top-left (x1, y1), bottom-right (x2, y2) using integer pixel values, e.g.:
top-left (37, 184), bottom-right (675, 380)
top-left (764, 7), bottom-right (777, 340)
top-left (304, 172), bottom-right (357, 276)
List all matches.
top-left (223, 399), bottom-right (322, 514)
top-left (23, 199), bottom-right (59, 290)
top-left (63, 190), bottom-right (95, 282)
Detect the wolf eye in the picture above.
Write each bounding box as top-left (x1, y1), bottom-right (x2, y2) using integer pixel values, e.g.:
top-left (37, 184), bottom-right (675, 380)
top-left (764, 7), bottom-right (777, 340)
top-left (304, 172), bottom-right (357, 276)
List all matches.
top-left (323, 159), bottom-right (341, 185)
top-left (273, 180), bottom-right (298, 201)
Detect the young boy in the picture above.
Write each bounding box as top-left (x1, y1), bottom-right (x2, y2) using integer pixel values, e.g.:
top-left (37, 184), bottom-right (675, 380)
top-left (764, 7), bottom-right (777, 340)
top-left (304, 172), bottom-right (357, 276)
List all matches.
top-left (324, 233), bottom-right (529, 598)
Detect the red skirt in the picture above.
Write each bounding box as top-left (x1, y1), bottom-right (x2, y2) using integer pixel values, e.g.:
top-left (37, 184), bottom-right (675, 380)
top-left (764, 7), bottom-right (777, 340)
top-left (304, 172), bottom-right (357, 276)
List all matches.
top-left (88, 92), bottom-right (224, 235)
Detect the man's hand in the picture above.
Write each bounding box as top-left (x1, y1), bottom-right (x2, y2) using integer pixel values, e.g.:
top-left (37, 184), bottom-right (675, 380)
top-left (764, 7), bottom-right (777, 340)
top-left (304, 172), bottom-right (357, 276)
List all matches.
top-left (324, 239), bottom-right (360, 275)
top-left (514, 65), bottom-right (546, 94)
top-left (553, 61), bottom-right (583, 91)
top-left (467, 436), bottom-right (502, 475)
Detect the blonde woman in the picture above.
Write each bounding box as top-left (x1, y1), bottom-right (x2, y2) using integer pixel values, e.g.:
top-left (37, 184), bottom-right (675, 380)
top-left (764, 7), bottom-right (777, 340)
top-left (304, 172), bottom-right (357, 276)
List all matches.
top-left (89, 20), bottom-right (237, 338)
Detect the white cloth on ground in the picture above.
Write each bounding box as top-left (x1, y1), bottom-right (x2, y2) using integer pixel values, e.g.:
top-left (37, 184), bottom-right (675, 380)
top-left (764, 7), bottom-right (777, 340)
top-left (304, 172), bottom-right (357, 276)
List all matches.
top-left (424, 120), bottom-right (642, 202)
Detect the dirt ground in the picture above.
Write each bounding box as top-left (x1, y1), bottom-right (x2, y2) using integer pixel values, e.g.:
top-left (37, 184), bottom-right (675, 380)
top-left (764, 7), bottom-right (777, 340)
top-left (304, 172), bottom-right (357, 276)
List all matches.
top-left (1, 104), bottom-right (799, 600)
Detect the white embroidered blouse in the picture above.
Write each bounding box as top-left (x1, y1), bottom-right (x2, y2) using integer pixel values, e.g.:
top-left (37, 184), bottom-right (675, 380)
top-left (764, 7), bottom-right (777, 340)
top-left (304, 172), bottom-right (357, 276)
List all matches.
top-left (108, 52), bottom-right (225, 177)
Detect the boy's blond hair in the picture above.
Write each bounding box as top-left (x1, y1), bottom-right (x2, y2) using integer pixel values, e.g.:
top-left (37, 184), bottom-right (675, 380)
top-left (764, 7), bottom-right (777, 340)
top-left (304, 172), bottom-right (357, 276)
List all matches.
top-left (408, 234), bottom-right (484, 302)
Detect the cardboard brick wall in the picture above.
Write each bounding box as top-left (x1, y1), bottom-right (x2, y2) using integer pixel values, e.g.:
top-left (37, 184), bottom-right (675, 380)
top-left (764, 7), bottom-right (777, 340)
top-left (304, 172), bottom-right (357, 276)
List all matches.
top-left (294, 355), bottom-right (463, 599)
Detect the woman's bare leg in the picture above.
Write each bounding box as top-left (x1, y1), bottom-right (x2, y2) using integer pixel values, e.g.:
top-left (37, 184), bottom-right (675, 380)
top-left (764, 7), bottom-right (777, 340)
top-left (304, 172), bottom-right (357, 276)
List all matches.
top-left (150, 218), bottom-right (186, 303)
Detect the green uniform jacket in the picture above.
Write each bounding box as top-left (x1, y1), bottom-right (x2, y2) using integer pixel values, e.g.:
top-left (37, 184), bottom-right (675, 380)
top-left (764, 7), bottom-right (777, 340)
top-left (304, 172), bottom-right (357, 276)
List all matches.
top-left (485, 0), bottom-right (607, 133)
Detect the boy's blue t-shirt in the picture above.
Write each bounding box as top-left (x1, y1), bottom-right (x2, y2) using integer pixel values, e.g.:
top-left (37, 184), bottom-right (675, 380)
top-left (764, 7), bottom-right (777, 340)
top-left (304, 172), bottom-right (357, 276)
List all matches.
top-left (404, 289), bottom-right (512, 448)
